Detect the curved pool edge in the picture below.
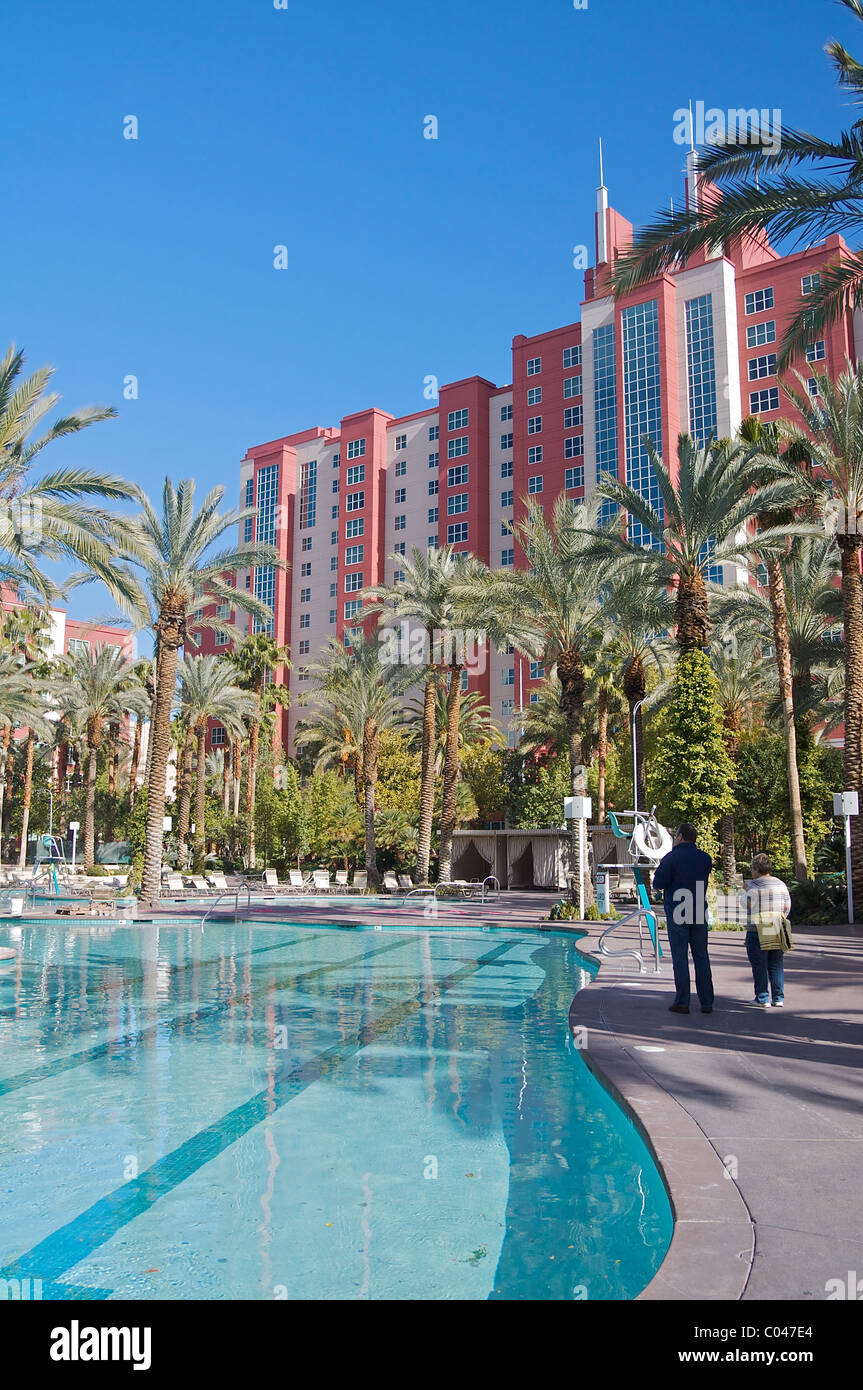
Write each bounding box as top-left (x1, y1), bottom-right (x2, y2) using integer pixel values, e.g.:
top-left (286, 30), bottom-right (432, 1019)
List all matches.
top-left (567, 937), bottom-right (755, 1303)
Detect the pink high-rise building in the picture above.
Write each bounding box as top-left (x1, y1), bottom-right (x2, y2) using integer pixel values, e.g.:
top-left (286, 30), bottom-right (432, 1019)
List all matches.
top-left (200, 157), bottom-right (858, 757)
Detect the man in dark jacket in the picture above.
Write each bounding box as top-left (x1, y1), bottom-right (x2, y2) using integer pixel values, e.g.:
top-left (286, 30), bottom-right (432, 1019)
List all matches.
top-left (652, 823), bottom-right (714, 1014)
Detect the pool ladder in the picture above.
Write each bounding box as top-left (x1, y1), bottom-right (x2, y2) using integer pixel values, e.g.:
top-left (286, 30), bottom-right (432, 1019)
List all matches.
top-left (598, 901), bottom-right (661, 974)
top-left (201, 883), bottom-right (253, 926)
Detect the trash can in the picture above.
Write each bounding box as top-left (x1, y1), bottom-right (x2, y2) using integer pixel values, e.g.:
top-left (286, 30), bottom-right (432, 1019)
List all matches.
top-left (596, 870), bottom-right (610, 916)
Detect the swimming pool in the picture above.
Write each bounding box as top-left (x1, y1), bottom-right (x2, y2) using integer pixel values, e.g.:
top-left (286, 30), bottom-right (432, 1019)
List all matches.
top-left (0, 921), bottom-right (671, 1300)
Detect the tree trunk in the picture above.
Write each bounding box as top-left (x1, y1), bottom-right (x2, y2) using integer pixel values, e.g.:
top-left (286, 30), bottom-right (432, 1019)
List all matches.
top-left (719, 812), bottom-right (737, 882)
top-left (362, 717), bottom-right (379, 886)
top-left (233, 737), bottom-right (242, 818)
top-left (416, 668), bottom-right (438, 884)
top-left (128, 717), bottom-right (142, 807)
top-left (0, 723), bottom-right (11, 857)
top-left (767, 557), bottom-right (807, 882)
top-left (675, 574), bottom-right (711, 651)
top-left (107, 722), bottom-right (119, 839)
top-left (83, 733), bottom-right (100, 871)
top-left (193, 724), bottom-right (207, 873)
top-left (558, 646), bottom-right (595, 910)
top-left (839, 536), bottom-right (863, 918)
top-left (437, 666), bottom-right (462, 882)
top-left (140, 628), bottom-right (182, 907)
top-left (246, 718), bottom-right (260, 869)
top-left (596, 687), bottom-right (608, 824)
top-left (17, 730), bottom-right (36, 870)
top-left (3, 736), bottom-right (14, 849)
top-left (176, 729), bottom-right (195, 858)
top-left (223, 743), bottom-right (231, 815)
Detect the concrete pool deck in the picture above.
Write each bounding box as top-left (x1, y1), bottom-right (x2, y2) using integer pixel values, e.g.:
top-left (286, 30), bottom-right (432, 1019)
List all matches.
top-left (9, 888), bottom-right (862, 1301)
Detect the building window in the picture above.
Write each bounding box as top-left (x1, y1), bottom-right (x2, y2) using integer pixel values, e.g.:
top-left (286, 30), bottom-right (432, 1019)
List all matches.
top-left (345, 544), bottom-right (364, 565)
top-left (447, 492), bottom-right (469, 515)
top-left (429, 478), bottom-right (439, 495)
top-left (394, 569), bottom-right (405, 584)
top-left (749, 387), bottom-right (780, 413)
top-left (428, 534), bottom-right (439, 548)
top-left (330, 555), bottom-right (338, 572)
top-left (806, 340), bottom-right (826, 362)
top-left (563, 376), bottom-right (583, 398)
top-left (500, 403), bottom-right (513, 421)
top-left (685, 293), bottom-right (718, 446)
top-left (332, 453), bottom-right (340, 467)
top-left (746, 320), bottom-right (776, 348)
top-left (502, 698), bottom-right (514, 716)
top-left (346, 517), bottom-right (364, 538)
top-left (244, 478), bottom-right (254, 507)
top-left (500, 460), bottom-right (513, 478)
top-left (345, 572), bottom-right (363, 592)
top-left (394, 541), bottom-right (406, 555)
top-left (346, 464), bottom-right (365, 486)
top-left (529, 661), bottom-right (544, 680)
top-left (301, 561), bottom-right (311, 577)
top-left (428, 452), bottom-right (439, 468)
top-left (329, 609), bottom-right (336, 624)
top-left (528, 475), bottom-right (543, 494)
top-left (503, 667), bottom-right (515, 685)
top-left (801, 273), bottom-right (821, 296)
top-left (528, 445), bottom-right (543, 464)
top-left (565, 465), bottom-right (584, 490)
top-left (527, 386), bottom-right (542, 406)
top-left (563, 345), bottom-right (582, 368)
top-left (447, 408), bottom-right (469, 431)
top-left (748, 354), bottom-right (777, 380)
top-left (501, 489), bottom-right (514, 508)
top-left (527, 415), bottom-right (542, 434)
top-left (428, 424), bottom-right (439, 441)
top-left (395, 458), bottom-right (406, 477)
top-left (299, 613), bottom-right (310, 629)
top-left (807, 377), bottom-right (820, 397)
top-left (330, 582), bottom-right (337, 597)
top-left (395, 434), bottom-right (407, 451)
top-left (500, 432), bottom-right (513, 450)
top-left (331, 505), bottom-right (339, 519)
top-left (744, 286), bottom-right (774, 315)
top-left (460, 669), bottom-right (469, 692)
top-left (68, 638), bottom-right (90, 656)
top-left (526, 356), bottom-right (541, 375)
top-left (501, 548), bottom-right (514, 566)
top-left (298, 640), bottom-right (310, 656)
top-left (300, 587), bottom-right (311, 603)
top-left (501, 520), bottom-right (512, 536)
top-left (395, 514), bottom-right (406, 530)
top-left (344, 599), bottom-right (362, 619)
top-left (564, 406), bottom-right (583, 429)
top-left (211, 725), bottom-right (226, 745)
top-left (447, 521), bottom-right (468, 544)
top-left (332, 478), bottom-right (340, 494)
top-left (243, 517), bottom-right (253, 543)
top-left (621, 300), bottom-right (664, 550)
top-left (395, 487), bottom-right (406, 504)
top-left (346, 491), bottom-right (364, 512)
top-left (447, 464), bottom-right (468, 487)
top-left (428, 506), bottom-right (439, 523)
top-left (447, 436), bottom-right (469, 458)
top-left (347, 438), bottom-right (366, 459)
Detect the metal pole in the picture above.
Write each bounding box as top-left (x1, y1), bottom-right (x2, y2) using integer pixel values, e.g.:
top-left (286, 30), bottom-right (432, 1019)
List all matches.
top-left (71, 826), bottom-right (77, 871)
top-left (632, 698), bottom-right (645, 815)
top-left (579, 818), bottom-right (585, 920)
top-left (48, 789), bottom-right (53, 837)
top-left (845, 814), bottom-right (854, 924)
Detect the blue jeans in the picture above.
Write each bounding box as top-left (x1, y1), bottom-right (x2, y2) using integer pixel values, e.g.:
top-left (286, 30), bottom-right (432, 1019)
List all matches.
top-left (746, 929), bottom-right (785, 1004)
top-left (666, 921), bottom-right (714, 1008)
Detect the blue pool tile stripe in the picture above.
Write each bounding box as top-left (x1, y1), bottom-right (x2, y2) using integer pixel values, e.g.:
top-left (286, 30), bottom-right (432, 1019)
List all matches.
top-left (0, 939), bottom-right (516, 1291)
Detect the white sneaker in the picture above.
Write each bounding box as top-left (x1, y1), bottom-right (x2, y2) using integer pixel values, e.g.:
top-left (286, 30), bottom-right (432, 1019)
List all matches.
top-left (772, 999), bottom-right (785, 1007)
top-left (754, 999), bottom-right (771, 1009)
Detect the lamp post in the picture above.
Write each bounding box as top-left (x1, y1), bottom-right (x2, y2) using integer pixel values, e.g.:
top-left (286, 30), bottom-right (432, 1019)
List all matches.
top-left (68, 821), bottom-right (80, 871)
top-left (833, 791), bottom-right (858, 924)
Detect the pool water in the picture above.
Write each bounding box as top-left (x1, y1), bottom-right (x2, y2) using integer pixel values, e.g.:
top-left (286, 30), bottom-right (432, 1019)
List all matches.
top-left (0, 922), bottom-right (671, 1300)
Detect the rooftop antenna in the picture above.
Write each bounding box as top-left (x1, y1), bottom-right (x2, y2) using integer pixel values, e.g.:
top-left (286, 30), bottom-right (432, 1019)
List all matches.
top-left (688, 98), bottom-right (695, 153)
top-left (599, 136), bottom-right (605, 188)
top-left (596, 137), bottom-right (608, 263)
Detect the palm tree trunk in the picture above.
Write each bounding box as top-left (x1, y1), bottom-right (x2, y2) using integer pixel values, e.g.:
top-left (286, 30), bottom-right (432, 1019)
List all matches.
top-left (223, 743), bottom-right (231, 815)
top-left (719, 813), bottom-right (737, 882)
top-left (128, 717), bottom-right (142, 807)
top-left (176, 730), bottom-right (195, 856)
top-left (839, 537), bottom-right (863, 918)
top-left (437, 666), bottom-right (462, 882)
top-left (140, 631), bottom-right (181, 907)
top-left (3, 735), bottom-right (14, 850)
top-left (596, 687), bottom-right (609, 824)
top-left (193, 724), bottom-right (207, 873)
top-left (362, 717), bottom-right (380, 886)
top-left (766, 557), bottom-right (807, 882)
top-left (0, 723), bottom-right (11, 858)
top-left (233, 737), bottom-right (242, 818)
top-left (246, 719), bottom-right (260, 868)
top-left (416, 670), bottom-right (438, 884)
top-left (107, 722), bottom-right (119, 839)
top-left (17, 730), bottom-right (36, 870)
top-left (558, 646), bottom-right (595, 909)
top-left (83, 739), bottom-right (99, 870)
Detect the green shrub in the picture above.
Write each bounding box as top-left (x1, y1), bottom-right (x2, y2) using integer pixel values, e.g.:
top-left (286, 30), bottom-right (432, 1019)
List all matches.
top-left (85, 864), bottom-right (109, 877)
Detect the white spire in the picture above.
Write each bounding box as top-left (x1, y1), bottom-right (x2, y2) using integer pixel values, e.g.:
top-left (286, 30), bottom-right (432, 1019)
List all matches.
top-left (596, 139), bottom-right (609, 264)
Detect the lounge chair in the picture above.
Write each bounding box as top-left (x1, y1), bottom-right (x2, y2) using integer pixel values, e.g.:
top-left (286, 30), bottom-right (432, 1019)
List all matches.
top-left (383, 872), bottom-right (399, 893)
top-left (334, 870), bottom-right (349, 893)
top-left (312, 869), bottom-right (331, 893)
top-left (186, 875), bottom-right (213, 894)
top-left (163, 874), bottom-right (187, 897)
top-left (351, 870), bottom-right (368, 893)
top-left (263, 868), bottom-right (282, 893)
top-left (207, 871), bottom-right (229, 893)
top-left (288, 869), bottom-right (307, 891)
top-left (398, 874), bottom-right (414, 891)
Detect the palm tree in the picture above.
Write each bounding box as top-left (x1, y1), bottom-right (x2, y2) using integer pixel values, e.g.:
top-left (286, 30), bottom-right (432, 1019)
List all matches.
top-left (126, 658), bottom-right (152, 806)
top-left (582, 641), bottom-right (626, 824)
top-left (710, 630), bottom-right (773, 881)
top-left (779, 363), bottom-right (863, 910)
top-left (298, 631), bottom-right (410, 885)
top-left (412, 686), bottom-right (503, 776)
top-left (611, 0), bottom-right (863, 365)
top-left (114, 480), bottom-right (282, 906)
top-left (1, 607), bottom-right (53, 866)
top-left (231, 634), bottom-right (290, 869)
top-left (175, 655), bottom-right (256, 871)
top-left (57, 645), bottom-right (149, 869)
top-left (0, 343), bottom-right (141, 603)
top-left (517, 674), bottom-right (568, 757)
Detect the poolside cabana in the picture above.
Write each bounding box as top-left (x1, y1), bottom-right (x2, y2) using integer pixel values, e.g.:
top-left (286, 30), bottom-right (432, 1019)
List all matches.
top-left (450, 829), bottom-right (573, 890)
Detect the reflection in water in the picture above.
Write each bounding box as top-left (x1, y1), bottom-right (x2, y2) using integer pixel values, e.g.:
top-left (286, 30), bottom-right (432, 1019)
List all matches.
top-left (0, 923), bottom-right (671, 1300)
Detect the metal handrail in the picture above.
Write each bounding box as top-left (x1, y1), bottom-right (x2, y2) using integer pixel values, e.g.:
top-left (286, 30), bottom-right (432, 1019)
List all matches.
top-left (405, 875), bottom-right (502, 907)
top-left (201, 883), bottom-right (252, 926)
top-left (598, 902), bottom-right (661, 974)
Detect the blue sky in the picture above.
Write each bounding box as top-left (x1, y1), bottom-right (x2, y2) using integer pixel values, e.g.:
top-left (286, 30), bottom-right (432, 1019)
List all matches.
top-left (2, 0), bottom-right (855, 617)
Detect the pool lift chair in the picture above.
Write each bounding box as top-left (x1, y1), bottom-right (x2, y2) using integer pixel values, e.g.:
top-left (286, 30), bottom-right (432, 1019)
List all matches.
top-left (598, 810), bottom-right (671, 974)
